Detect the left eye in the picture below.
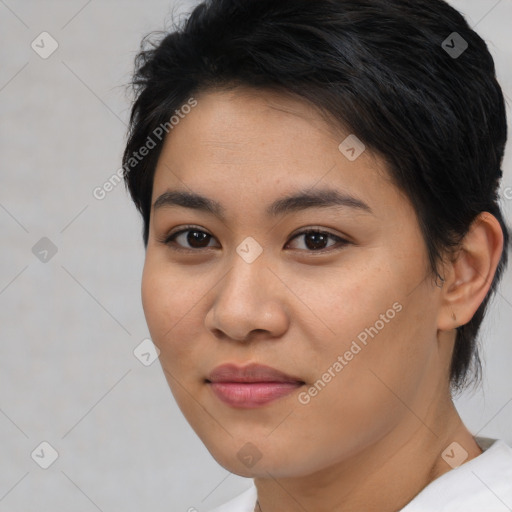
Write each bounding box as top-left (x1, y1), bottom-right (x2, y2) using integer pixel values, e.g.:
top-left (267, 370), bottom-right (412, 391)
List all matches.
top-left (287, 229), bottom-right (348, 251)
top-left (160, 227), bottom-right (348, 252)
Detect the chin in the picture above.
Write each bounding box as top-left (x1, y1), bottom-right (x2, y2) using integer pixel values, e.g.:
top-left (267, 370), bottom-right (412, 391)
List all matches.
top-left (202, 434), bottom-right (316, 479)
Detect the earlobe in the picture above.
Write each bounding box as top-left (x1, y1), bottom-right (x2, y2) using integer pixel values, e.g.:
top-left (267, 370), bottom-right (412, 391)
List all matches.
top-left (437, 212), bottom-right (504, 331)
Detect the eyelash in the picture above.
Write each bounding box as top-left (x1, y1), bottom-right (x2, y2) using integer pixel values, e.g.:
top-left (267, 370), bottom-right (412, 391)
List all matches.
top-left (158, 225), bottom-right (350, 254)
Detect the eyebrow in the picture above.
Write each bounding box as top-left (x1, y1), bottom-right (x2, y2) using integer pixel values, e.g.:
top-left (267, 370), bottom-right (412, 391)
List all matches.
top-left (152, 188), bottom-right (373, 220)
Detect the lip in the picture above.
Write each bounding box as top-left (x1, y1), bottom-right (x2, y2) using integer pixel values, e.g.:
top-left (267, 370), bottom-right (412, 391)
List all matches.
top-left (206, 363), bottom-right (305, 408)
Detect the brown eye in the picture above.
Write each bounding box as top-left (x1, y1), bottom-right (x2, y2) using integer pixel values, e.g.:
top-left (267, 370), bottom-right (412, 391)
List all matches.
top-left (163, 227), bottom-right (218, 251)
top-left (160, 226), bottom-right (349, 254)
top-left (287, 229), bottom-right (349, 252)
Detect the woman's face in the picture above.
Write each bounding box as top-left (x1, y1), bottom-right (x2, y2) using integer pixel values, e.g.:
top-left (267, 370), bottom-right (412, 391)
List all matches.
top-left (141, 87), bottom-right (450, 478)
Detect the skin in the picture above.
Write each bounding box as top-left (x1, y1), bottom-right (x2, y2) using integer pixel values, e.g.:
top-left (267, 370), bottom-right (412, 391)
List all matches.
top-left (141, 86), bottom-right (504, 512)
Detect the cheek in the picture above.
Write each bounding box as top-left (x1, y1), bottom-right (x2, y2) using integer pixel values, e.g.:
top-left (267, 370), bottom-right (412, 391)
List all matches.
top-left (141, 260), bottom-right (207, 415)
top-left (141, 261), bottom-right (169, 341)
top-left (293, 258), bottom-right (400, 351)
top-left (297, 252), bottom-right (438, 404)
top-left (141, 259), bottom-right (189, 348)
top-left (286, 308), bottom-right (435, 473)
top-left (141, 257), bottom-right (209, 367)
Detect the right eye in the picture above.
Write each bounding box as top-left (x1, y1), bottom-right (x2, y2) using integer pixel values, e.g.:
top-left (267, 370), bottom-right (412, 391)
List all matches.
top-left (159, 226), bottom-right (220, 252)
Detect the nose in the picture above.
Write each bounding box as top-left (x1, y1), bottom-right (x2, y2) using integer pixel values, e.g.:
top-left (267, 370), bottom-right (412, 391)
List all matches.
top-left (204, 252), bottom-right (290, 343)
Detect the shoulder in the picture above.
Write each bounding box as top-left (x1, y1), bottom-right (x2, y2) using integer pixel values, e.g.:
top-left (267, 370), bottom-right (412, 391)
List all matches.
top-left (400, 437), bottom-right (512, 511)
top-left (202, 440), bottom-right (512, 512)
top-left (206, 484), bottom-right (257, 512)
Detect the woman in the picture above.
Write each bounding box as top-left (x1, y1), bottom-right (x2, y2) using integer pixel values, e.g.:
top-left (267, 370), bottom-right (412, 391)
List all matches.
top-left (122, 0), bottom-right (512, 510)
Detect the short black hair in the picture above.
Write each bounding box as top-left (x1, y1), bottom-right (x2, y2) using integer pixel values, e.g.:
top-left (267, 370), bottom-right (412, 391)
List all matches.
top-left (122, 0), bottom-right (510, 392)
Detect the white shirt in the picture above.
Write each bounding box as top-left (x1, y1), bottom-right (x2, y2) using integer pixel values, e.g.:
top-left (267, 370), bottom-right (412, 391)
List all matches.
top-left (207, 437), bottom-right (512, 512)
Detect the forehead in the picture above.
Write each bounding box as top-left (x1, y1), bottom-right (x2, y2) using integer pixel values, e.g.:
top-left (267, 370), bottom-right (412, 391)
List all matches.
top-left (151, 87), bottom-right (402, 220)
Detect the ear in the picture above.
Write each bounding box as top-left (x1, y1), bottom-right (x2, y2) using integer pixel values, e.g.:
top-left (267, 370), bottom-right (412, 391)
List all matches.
top-left (437, 212), bottom-right (504, 331)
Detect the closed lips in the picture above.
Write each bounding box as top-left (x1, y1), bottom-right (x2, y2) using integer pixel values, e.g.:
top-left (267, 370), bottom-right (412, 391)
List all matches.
top-left (206, 363), bottom-right (305, 384)
top-left (206, 363), bottom-right (305, 408)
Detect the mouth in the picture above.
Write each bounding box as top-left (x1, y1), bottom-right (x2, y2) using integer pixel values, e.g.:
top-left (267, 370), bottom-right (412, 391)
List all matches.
top-left (206, 363), bottom-right (305, 408)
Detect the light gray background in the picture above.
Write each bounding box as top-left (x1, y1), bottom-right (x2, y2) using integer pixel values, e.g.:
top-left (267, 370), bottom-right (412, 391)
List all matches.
top-left (0, 1), bottom-right (511, 511)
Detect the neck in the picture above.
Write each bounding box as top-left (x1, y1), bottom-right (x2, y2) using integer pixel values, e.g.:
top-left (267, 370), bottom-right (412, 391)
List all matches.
top-left (254, 399), bottom-right (482, 512)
